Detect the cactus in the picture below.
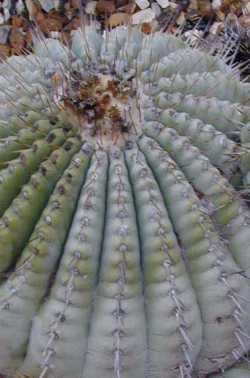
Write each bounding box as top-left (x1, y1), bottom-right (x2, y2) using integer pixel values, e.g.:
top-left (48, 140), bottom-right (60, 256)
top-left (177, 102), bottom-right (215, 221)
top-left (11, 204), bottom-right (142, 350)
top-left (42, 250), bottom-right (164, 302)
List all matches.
top-left (210, 363), bottom-right (250, 378)
top-left (0, 24), bottom-right (250, 378)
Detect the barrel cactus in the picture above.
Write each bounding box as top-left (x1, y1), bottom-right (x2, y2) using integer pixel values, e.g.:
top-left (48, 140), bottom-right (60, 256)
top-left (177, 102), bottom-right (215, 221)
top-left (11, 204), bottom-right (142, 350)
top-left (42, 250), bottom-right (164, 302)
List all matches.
top-left (0, 23), bottom-right (250, 378)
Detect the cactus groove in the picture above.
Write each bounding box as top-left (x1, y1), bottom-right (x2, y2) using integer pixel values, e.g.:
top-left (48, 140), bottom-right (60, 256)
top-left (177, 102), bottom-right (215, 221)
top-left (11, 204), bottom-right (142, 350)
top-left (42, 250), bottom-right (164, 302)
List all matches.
top-left (0, 24), bottom-right (249, 378)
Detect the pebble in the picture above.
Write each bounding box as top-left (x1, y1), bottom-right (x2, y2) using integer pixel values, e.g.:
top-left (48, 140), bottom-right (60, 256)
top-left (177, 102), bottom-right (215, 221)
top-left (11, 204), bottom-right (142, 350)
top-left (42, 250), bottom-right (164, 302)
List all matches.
top-left (132, 8), bottom-right (155, 24)
top-left (135, 0), bottom-right (150, 10)
top-left (155, 0), bottom-right (170, 9)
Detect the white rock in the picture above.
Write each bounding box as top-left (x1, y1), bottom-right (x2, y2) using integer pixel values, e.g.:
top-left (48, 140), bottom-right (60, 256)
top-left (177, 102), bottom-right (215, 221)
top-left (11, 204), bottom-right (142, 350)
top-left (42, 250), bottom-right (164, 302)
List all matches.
top-left (212, 0), bottom-right (222, 10)
top-left (169, 1), bottom-right (178, 8)
top-left (38, 0), bottom-right (59, 12)
top-left (50, 31), bottom-right (60, 39)
top-left (85, 1), bottom-right (97, 15)
top-left (135, 0), bottom-right (150, 10)
top-left (132, 8), bottom-right (155, 24)
top-left (16, 0), bottom-right (25, 13)
top-left (151, 2), bottom-right (161, 16)
top-left (3, 8), bottom-right (10, 23)
top-left (1, 0), bottom-right (10, 7)
top-left (155, 0), bottom-right (170, 8)
top-left (245, 3), bottom-right (250, 13)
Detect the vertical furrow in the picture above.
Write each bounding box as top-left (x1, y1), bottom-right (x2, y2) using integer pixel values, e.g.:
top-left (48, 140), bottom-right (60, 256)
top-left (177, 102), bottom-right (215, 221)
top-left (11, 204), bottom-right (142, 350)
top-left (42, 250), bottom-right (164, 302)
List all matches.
top-left (125, 147), bottom-right (202, 378)
top-left (82, 150), bottom-right (146, 378)
top-left (144, 125), bottom-right (250, 279)
top-left (0, 111), bottom-right (45, 139)
top-left (19, 150), bottom-right (108, 378)
top-left (154, 93), bottom-right (248, 135)
top-left (0, 127), bottom-right (70, 216)
top-left (136, 33), bottom-right (185, 75)
top-left (139, 136), bottom-right (250, 375)
top-left (144, 111), bottom-right (239, 177)
top-left (140, 49), bottom-right (229, 84)
top-left (0, 137), bottom-right (81, 273)
top-left (143, 72), bottom-right (250, 104)
top-left (0, 117), bottom-right (65, 165)
top-left (0, 145), bottom-right (92, 376)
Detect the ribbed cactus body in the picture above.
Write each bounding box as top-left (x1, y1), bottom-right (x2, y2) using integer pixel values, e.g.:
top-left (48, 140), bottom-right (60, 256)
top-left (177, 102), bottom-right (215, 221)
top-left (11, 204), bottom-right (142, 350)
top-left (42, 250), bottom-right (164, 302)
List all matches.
top-left (0, 145), bottom-right (91, 374)
top-left (211, 363), bottom-right (250, 378)
top-left (21, 150), bottom-right (107, 378)
top-left (0, 24), bottom-right (249, 378)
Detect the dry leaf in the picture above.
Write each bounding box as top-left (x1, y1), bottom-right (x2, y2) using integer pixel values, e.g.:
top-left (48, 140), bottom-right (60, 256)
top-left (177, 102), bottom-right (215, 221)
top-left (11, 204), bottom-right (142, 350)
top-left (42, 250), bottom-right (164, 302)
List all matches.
top-left (9, 29), bottom-right (25, 49)
top-left (197, 0), bottom-right (214, 17)
top-left (0, 44), bottom-right (10, 58)
top-left (51, 72), bottom-right (63, 86)
top-left (25, 30), bottom-right (33, 46)
top-left (36, 10), bottom-right (66, 34)
top-left (70, 0), bottom-right (82, 8)
top-left (11, 15), bottom-right (27, 29)
top-left (216, 9), bottom-right (226, 20)
top-left (239, 15), bottom-right (250, 28)
top-left (141, 22), bottom-right (152, 34)
top-left (96, 0), bottom-right (116, 14)
top-left (63, 15), bottom-right (81, 31)
top-left (107, 12), bottom-right (131, 28)
top-left (189, 0), bottom-right (198, 10)
top-left (35, 10), bottom-right (46, 24)
top-left (176, 11), bottom-right (185, 25)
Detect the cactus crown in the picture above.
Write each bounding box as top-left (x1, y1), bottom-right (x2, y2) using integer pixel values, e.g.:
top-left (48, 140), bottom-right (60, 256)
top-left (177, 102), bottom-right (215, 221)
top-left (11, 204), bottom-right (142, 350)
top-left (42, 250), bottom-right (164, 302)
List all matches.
top-left (0, 23), bottom-right (250, 378)
top-left (57, 69), bottom-right (139, 149)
